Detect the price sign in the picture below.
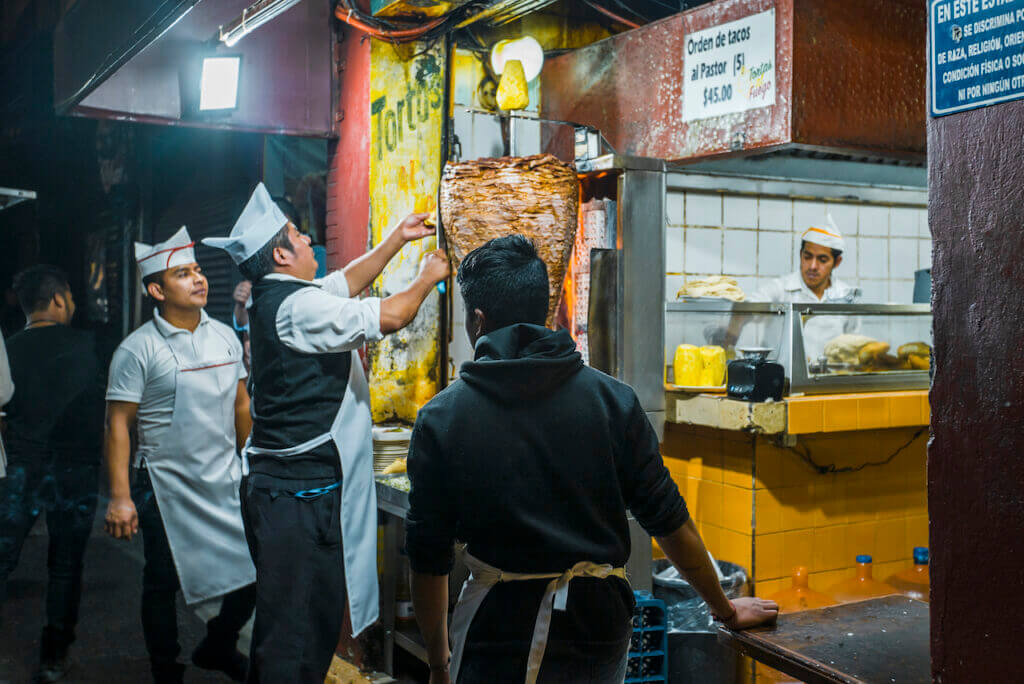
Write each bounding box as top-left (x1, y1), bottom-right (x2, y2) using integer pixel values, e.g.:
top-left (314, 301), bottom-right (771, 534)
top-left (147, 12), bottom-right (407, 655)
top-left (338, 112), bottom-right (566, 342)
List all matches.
top-left (683, 9), bottom-right (776, 122)
top-left (930, 0), bottom-right (1024, 116)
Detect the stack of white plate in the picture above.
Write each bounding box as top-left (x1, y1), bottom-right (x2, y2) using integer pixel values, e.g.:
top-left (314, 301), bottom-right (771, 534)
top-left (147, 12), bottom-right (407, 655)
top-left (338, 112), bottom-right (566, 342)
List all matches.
top-left (372, 425), bottom-right (412, 474)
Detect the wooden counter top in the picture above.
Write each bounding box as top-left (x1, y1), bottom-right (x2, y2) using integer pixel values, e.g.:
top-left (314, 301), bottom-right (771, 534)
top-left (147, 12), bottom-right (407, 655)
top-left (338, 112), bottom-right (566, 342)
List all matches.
top-left (718, 596), bottom-right (929, 684)
top-left (666, 389), bottom-right (929, 435)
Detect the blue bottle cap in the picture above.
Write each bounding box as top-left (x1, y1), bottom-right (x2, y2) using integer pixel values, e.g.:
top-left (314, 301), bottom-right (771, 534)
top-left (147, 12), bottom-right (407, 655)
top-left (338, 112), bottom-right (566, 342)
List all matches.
top-left (913, 547), bottom-right (929, 565)
top-left (856, 554), bottom-right (873, 564)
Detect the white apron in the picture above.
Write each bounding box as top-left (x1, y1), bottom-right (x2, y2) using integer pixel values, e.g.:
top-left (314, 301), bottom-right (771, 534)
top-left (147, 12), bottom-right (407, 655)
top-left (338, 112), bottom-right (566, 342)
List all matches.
top-left (244, 353), bottom-right (379, 636)
top-left (144, 329), bottom-right (256, 605)
top-left (449, 553), bottom-right (628, 684)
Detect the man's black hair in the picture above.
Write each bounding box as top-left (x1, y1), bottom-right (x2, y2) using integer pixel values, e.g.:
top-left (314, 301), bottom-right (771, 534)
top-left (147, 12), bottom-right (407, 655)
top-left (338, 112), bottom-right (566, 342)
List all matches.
top-left (800, 240), bottom-right (842, 260)
top-left (12, 265), bottom-right (70, 315)
top-left (457, 234), bottom-right (549, 330)
top-left (238, 225), bottom-right (294, 282)
top-left (141, 270), bottom-right (164, 295)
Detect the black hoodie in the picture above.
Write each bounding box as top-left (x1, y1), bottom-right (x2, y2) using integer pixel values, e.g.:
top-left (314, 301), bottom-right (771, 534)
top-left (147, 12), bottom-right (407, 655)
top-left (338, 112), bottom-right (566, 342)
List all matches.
top-left (406, 324), bottom-right (688, 657)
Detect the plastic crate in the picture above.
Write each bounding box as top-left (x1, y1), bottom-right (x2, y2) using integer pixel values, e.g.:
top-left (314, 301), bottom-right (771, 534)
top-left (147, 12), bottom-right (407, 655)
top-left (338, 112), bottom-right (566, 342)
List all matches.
top-left (627, 590), bottom-right (668, 683)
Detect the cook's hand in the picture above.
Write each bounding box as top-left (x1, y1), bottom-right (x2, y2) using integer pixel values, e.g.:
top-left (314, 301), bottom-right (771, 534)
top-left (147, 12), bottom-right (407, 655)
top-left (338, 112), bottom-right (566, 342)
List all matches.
top-left (723, 597), bottom-right (779, 630)
top-left (419, 249), bottom-right (451, 285)
top-left (105, 496), bottom-right (139, 541)
top-left (233, 280), bottom-right (252, 304)
top-left (397, 213), bottom-right (435, 243)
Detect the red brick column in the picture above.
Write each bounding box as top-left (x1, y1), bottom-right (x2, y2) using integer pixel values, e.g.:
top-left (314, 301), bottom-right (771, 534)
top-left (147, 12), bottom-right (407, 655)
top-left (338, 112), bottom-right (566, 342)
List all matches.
top-left (326, 25), bottom-right (371, 273)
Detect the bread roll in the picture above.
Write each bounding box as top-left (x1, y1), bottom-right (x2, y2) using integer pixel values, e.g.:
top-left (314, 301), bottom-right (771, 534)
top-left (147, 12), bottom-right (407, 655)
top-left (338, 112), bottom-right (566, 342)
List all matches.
top-left (857, 342), bottom-right (892, 366)
top-left (908, 353), bottom-right (931, 370)
top-left (898, 342), bottom-right (931, 359)
top-left (824, 334), bottom-right (877, 365)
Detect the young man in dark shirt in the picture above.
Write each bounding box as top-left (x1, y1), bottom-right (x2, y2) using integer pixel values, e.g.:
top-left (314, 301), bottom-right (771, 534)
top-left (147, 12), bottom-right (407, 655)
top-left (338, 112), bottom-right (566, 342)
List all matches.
top-left (406, 236), bottom-right (778, 684)
top-left (0, 265), bottom-right (106, 682)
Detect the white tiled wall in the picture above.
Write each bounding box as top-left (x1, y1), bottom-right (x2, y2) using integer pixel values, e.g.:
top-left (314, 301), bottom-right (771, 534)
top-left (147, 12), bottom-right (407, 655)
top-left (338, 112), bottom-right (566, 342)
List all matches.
top-left (665, 191), bottom-right (931, 303)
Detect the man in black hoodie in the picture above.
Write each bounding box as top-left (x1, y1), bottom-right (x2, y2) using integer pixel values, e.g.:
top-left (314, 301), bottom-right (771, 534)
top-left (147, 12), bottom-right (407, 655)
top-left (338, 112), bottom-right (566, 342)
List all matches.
top-left (406, 235), bottom-right (777, 684)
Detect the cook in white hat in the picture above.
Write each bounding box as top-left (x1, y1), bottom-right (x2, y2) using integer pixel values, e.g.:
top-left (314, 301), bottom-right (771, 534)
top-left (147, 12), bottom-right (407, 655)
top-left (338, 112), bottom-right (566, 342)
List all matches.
top-left (753, 214), bottom-right (860, 305)
top-left (202, 183), bottom-right (449, 681)
top-left (105, 225), bottom-right (257, 680)
top-left (747, 214), bottom-right (861, 366)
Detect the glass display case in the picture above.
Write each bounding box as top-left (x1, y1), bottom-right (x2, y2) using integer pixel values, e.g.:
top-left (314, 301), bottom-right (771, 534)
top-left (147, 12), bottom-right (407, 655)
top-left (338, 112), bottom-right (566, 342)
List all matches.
top-left (789, 303), bottom-right (931, 394)
top-left (665, 301), bottom-right (932, 395)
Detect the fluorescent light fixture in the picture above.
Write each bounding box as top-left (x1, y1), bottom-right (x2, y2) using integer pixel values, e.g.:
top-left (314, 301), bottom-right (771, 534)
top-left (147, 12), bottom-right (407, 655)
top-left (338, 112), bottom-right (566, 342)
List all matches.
top-left (490, 36), bottom-right (545, 82)
top-left (219, 0), bottom-right (303, 47)
top-left (199, 56), bottom-right (241, 111)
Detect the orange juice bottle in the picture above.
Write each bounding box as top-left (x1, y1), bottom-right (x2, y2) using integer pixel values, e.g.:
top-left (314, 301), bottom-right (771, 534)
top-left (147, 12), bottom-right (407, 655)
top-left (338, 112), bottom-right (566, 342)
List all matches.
top-left (886, 547), bottom-right (930, 602)
top-left (768, 566), bottom-right (836, 613)
top-left (826, 555), bottom-right (895, 603)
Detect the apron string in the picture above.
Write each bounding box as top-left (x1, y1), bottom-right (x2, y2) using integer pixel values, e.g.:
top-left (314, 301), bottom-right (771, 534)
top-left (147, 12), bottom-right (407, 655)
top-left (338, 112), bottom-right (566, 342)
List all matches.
top-left (453, 554), bottom-right (626, 684)
top-left (522, 562), bottom-right (626, 684)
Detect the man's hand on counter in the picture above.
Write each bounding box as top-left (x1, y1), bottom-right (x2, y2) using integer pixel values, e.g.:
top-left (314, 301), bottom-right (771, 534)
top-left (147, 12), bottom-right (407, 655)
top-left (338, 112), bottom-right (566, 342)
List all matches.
top-left (721, 597), bottom-right (780, 630)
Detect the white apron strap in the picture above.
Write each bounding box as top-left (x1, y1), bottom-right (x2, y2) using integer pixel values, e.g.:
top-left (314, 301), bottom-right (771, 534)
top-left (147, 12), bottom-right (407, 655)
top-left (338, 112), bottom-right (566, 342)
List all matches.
top-left (243, 432), bottom-right (333, 459)
top-left (449, 554), bottom-right (505, 684)
top-left (450, 553), bottom-right (628, 684)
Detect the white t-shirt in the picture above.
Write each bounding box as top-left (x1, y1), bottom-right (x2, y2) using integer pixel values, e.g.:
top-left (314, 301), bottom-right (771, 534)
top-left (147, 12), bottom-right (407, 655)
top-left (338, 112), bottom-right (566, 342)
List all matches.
top-left (265, 271), bottom-right (383, 353)
top-left (106, 309), bottom-right (246, 462)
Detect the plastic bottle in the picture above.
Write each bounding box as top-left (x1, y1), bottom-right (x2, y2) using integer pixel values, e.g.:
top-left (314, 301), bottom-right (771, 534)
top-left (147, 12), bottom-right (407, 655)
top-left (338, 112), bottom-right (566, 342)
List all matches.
top-left (768, 566), bottom-right (836, 613)
top-left (825, 555), bottom-right (895, 603)
top-left (885, 547), bottom-right (930, 602)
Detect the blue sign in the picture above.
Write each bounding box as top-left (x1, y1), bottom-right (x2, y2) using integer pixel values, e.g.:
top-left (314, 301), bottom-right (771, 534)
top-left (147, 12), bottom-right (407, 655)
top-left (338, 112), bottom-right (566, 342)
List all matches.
top-left (930, 0), bottom-right (1024, 116)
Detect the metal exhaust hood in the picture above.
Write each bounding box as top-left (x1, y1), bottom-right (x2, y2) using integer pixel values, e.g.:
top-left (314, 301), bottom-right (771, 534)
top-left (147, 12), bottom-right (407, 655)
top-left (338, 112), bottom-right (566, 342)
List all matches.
top-left (540, 0), bottom-right (926, 164)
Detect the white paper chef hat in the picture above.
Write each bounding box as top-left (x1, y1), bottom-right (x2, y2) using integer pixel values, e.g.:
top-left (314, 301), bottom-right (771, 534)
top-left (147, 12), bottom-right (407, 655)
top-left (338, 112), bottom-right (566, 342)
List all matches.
top-left (801, 213), bottom-right (846, 252)
top-left (202, 183), bottom-right (288, 265)
top-left (135, 226), bottom-right (196, 278)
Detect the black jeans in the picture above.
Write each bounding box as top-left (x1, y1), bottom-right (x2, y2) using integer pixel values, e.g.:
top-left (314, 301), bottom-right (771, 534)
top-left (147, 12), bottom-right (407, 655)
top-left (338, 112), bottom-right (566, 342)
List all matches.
top-left (240, 472), bottom-right (346, 684)
top-left (133, 469), bottom-right (256, 674)
top-left (0, 454), bottom-right (98, 645)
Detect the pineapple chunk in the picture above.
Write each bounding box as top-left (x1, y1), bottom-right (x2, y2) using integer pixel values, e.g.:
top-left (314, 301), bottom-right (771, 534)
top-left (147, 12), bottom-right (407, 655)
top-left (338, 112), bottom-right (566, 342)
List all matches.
top-left (496, 59), bottom-right (529, 111)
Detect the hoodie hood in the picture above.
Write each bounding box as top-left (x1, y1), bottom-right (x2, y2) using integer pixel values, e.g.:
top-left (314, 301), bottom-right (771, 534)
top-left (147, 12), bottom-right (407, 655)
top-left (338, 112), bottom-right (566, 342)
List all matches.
top-left (459, 323), bottom-right (583, 402)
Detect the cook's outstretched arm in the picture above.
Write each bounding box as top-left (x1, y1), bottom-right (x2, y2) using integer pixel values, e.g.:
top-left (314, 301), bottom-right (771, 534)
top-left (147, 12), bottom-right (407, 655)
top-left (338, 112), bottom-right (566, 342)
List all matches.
top-left (344, 213), bottom-right (435, 295)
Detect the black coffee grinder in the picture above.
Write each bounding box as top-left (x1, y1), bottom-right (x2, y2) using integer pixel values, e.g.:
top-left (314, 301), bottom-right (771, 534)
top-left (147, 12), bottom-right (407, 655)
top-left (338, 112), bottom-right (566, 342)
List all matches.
top-left (727, 347), bottom-right (785, 402)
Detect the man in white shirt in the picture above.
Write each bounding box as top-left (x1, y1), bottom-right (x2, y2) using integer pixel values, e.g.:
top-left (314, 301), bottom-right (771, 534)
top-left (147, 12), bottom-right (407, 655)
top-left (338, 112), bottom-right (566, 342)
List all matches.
top-left (754, 219), bottom-right (861, 305)
top-left (203, 183), bottom-right (449, 683)
top-left (753, 220), bottom-right (864, 366)
top-left (104, 227), bottom-right (256, 684)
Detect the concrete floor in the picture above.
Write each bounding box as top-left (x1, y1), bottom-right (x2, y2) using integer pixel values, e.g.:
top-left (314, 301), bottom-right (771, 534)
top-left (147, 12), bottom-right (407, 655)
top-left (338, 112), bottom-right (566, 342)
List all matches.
top-left (0, 503), bottom-right (242, 683)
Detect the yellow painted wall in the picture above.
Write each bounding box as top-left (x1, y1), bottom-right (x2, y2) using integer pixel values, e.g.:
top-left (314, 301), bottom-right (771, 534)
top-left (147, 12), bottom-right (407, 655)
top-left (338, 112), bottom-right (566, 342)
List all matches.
top-left (660, 423), bottom-right (929, 597)
top-left (368, 41), bottom-right (445, 424)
